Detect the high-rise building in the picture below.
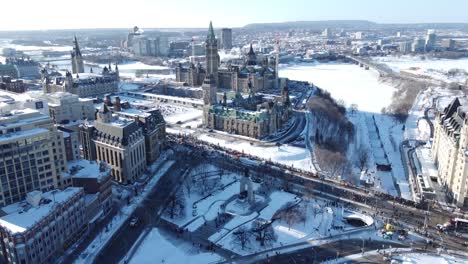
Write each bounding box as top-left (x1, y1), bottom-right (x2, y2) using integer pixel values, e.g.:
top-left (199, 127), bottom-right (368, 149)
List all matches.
top-left (411, 37), bottom-right (425, 53)
top-left (441, 39), bottom-right (455, 50)
top-left (355, 32), bottom-right (364, 40)
top-left (425, 29), bottom-right (437, 52)
top-left (131, 36), bottom-right (169, 57)
top-left (0, 109), bottom-right (68, 206)
top-left (220, 28), bottom-right (233, 49)
top-left (399, 41), bottom-right (412, 54)
top-left (71, 36), bottom-right (84, 74)
top-left (322, 28), bottom-right (332, 38)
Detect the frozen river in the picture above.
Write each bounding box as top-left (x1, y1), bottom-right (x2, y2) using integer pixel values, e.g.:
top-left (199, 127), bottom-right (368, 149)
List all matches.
top-left (279, 62), bottom-right (396, 113)
top-left (0, 39), bottom-right (174, 81)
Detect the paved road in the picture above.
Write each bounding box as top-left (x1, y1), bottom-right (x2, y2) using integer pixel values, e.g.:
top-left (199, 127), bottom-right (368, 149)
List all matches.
top-left (260, 239), bottom-right (407, 264)
top-left (92, 157), bottom-right (197, 264)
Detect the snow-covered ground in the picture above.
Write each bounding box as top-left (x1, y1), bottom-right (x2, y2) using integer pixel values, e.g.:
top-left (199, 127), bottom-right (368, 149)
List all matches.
top-left (214, 194), bottom-right (372, 256)
top-left (280, 62), bottom-right (413, 198)
top-left (373, 56), bottom-right (468, 83)
top-left (128, 228), bottom-right (222, 264)
top-left (162, 164), bottom-right (249, 230)
top-left (198, 133), bottom-right (315, 172)
top-left (279, 62), bottom-right (396, 113)
top-left (391, 252), bottom-right (468, 264)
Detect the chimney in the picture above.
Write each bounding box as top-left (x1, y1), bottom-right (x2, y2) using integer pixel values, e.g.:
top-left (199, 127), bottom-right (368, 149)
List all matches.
top-left (114, 96), bottom-right (121, 112)
top-left (26, 191), bottom-right (42, 207)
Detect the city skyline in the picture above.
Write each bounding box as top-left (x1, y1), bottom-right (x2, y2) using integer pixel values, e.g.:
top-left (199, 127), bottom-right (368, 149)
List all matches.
top-left (1, 0), bottom-right (468, 31)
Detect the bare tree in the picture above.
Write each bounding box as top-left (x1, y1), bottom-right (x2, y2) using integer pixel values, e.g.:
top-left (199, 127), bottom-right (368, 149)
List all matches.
top-left (275, 203), bottom-right (307, 230)
top-left (356, 145), bottom-right (369, 171)
top-left (232, 226), bottom-right (251, 250)
top-left (251, 221), bottom-right (277, 247)
top-left (315, 147), bottom-right (347, 178)
top-left (303, 180), bottom-right (315, 201)
top-left (165, 190), bottom-right (185, 219)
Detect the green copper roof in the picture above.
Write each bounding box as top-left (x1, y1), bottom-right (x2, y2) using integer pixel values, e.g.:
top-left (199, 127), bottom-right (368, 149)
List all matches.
top-left (208, 106), bottom-right (268, 122)
top-left (207, 21), bottom-right (216, 42)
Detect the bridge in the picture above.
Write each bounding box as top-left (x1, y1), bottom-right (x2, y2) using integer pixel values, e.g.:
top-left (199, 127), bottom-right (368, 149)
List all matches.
top-left (37, 58), bottom-right (71, 63)
top-left (343, 55), bottom-right (395, 77)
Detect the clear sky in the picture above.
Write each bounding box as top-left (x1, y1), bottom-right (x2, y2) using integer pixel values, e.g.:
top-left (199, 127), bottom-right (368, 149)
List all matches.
top-left (1, 0), bottom-right (467, 31)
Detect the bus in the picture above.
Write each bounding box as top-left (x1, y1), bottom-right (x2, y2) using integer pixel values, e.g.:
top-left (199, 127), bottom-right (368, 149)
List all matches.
top-left (453, 218), bottom-right (468, 234)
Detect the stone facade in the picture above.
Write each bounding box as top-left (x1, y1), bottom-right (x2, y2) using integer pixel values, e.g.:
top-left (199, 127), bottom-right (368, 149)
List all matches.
top-left (4, 57), bottom-right (40, 78)
top-left (42, 66), bottom-right (119, 98)
top-left (116, 107), bottom-right (166, 165)
top-left (175, 22), bottom-right (279, 94)
top-left (432, 97), bottom-right (468, 206)
top-left (80, 105), bottom-right (146, 184)
top-left (45, 92), bottom-right (95, 124)
top-left (203, 84), bottom-right (291, 139)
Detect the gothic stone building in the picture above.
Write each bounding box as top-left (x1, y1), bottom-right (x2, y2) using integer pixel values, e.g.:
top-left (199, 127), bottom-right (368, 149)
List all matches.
top-left (175, 22), bottom-right (279, 94)
top-left (80, 97), bottom-right (166, 183)
top-left (71, 36), bottom-right (85, 74)
top-left (80, 105), bottom-right (146, 184)
top-left (202, 74), bottom-right (291, 139)
top-left (42, 65), bottom-right (119, 98)
top-left (432, 97), bottom-right (468, 206)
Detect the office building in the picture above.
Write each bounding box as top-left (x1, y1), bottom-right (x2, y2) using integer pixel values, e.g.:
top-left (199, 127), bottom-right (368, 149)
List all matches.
top-left (0, 109), bottom-right (68, 206)
top-left (0, 188), bottom-right (87, 264)
top-left (221, 28), bottom-right (233, 49)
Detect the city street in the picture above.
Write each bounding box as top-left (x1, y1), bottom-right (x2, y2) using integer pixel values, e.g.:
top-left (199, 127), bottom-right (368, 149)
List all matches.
top-left (92, 156), bottom-right (199, 264)
top-left (261, 239), bottom-right (407, 264)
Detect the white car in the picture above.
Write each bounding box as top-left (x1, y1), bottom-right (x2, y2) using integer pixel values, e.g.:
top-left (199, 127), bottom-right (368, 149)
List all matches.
top-left (129, 217), bottom-right (140, 227)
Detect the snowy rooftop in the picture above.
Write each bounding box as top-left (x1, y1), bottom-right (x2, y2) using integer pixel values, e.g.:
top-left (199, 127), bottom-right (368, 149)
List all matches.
top-left (0, 187), bottom-right (82, 234)
top-left (119, 108), bottom-right (151, 118)
top-left (65, 159), bottom-right (110, 182)
top-left (124, 91), bottom-right (203, 105)
top-left (0, 128), bottom-right (48, 143)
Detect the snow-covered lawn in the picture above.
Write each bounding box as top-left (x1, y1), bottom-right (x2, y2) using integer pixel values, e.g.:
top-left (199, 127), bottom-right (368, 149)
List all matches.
top-left (280, 62), bottom-right (396, 113)
top-left (162, 164), bottom-right (257, 231)
top-left (214, 192), bottom-right (371, 256)
top-left (198, 133), bottom-right (315, 172)
top-left (165, 109), bottom-right (203, 124)
top-left (391, 253), bottom-right (468, 264)
top-left (129, 228), bottom-right (222, 264)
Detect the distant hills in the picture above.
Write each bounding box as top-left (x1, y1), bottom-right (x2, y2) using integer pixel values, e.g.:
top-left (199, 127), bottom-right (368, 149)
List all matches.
top-left (243, 20), bottom-right (468, 31)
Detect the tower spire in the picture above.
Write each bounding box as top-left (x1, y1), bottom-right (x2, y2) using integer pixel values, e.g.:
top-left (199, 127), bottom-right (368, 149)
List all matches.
top-left (207, 21), bottom-right (215, 42)
top-left (73, 35), bottom-right (82, 56)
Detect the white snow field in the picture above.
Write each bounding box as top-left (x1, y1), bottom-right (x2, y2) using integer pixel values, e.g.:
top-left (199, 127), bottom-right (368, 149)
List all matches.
top-left (373, 56), bottom-right (468, 83)
top-left (129, 228), bottom-right (222, 264)
top-left (279, 62), bottom-right (396, 113)
top-left (391, 253), bottom-right (468, 264)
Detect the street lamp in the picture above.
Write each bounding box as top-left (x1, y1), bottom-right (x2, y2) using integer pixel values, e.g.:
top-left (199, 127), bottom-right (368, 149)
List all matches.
top-left (361, 237), bottom-right (365, 255)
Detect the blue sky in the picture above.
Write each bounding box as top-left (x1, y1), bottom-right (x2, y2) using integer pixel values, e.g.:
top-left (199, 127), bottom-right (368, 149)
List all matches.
top-left (1, 0), bottom-right (467, 30)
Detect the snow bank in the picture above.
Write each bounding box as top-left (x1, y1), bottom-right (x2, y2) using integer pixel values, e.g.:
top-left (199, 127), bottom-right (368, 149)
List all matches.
top-left (129, 228), bottom-right (222, 264)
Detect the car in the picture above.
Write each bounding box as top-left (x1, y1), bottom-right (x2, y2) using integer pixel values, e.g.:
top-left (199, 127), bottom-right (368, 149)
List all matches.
top-left (129, 217), bottom-right (140, 227)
